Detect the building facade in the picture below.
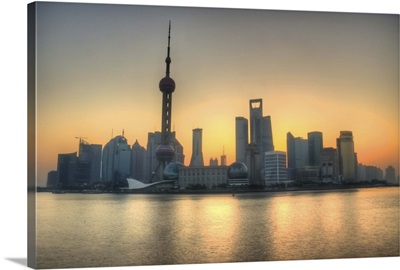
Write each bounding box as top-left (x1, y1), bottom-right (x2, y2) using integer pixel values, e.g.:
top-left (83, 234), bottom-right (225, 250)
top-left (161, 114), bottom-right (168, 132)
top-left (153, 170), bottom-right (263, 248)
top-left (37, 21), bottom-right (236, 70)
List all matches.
top-left (190, 128), bottom-right (204, 167)
top-left (337, 131), bottom-right (356, 182)
top-left (308, 131), bottom-right (323, 166)
top-left (131, 140), bottom-right (147, 181)
top-left (235, 116), bottom-right (248, 163)
top-left (264, 151), bottom-right (287, 185)
top-left (178, 166), bottom-right (228, 189)
top-left (102, 135), bottom-right (131, 183)
top-left (320, 147), bottom-right (339, 181)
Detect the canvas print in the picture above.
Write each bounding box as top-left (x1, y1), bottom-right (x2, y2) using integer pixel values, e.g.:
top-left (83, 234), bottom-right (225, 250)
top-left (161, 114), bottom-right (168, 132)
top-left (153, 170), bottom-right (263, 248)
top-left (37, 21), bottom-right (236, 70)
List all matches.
top-left (27, 2), bottom-right (399, 269)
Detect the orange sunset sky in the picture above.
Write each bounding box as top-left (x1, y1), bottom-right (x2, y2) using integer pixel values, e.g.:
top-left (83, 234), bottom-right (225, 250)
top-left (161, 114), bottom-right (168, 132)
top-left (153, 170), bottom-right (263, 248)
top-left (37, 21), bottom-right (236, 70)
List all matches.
top-left (34, 2), bottom-right (399, 186)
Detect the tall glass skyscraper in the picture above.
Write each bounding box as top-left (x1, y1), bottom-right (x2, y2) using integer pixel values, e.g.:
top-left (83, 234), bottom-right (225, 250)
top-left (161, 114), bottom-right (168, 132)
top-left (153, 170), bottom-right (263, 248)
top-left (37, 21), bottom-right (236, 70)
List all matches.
top-left (308, 131), bottom-right (323, 166)
top-left (235, 117), bottom-right (248, 163)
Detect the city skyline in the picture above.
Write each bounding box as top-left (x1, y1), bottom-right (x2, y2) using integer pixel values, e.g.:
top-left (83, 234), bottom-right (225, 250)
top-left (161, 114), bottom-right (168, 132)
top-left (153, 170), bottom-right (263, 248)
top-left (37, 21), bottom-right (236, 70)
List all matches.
top-left (35, 3), bottom-right (399, 186)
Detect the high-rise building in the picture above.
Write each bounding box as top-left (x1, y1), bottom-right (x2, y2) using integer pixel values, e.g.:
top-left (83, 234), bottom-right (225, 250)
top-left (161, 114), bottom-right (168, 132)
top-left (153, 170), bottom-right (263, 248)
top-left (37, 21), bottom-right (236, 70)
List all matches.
top-left (57, 152), bottom-right (77, 188)
top-left (249, 99), bottom-right (274, 153)
top-left (320, 147), bottom-right (339, 181)
top-left (264, 151), bottom-right (287, 185)
top-left (337, 131), bottom-right (356, 182)
top-left (190, 128), bottom-right (204, 167)
top-left (235, 117), bottom-right (248, 163)
top-left (287, 132), bottom-right (308, 180)
top-left (131, 140), bottom-right (147, 181)
top-left (76, 140), bottom-right (102, 185)
top-left (308, 131), bottom-right (323, 166)
top-left (102, 135), bottom-right (131, 183)
top-left (46, 170), bottom-right (58, 188)
top-left (385, 165), bottom-right (396, 184)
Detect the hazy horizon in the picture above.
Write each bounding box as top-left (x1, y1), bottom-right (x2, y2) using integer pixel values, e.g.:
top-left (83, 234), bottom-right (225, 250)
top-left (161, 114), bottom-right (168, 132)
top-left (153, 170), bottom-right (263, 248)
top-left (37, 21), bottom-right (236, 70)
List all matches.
top-left (33, 2), bottom-right (399, 186)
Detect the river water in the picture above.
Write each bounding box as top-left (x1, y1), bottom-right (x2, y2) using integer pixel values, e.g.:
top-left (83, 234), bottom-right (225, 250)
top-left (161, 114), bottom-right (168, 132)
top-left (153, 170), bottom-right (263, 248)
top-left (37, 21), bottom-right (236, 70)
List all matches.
top-left (36, 187), bottom-right (399, 269)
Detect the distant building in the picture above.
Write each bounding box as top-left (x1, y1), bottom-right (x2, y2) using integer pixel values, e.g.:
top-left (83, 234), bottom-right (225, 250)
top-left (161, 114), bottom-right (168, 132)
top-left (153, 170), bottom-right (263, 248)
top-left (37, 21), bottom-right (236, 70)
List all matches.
top-left (245, 142), bottom-right (261, 186)
top-left (220, 152), bottom-right (227, 166)
top-left (358, 164), bottom-right (383, 181)
top-left (296, 166), bottom-right (320, 183)
top-left (57, 152), bottom-right (77, 188)
top-left (209, 157), bottom-right (218, 166)
top-left (102, 135), bottom-right (131, 183)
top-left (76, 140), bottom-right (102, 185)
top-left (287, 132), bottom-right (309, 180)
top-left (385, 165), bottom-right (396, 184)
top-left (235, 117), bottom-right (248, 163)
top-left (264, 151), bottom-right (287, 185)
top-left (337, 131), bottom-right (356, 182)
top-left (178, 166), bottom-right (228, 189)
top-left (321, 147), bottom-right (339, 181)
top-left (308, 131), bottom-right (323, 166)
top-left (190, 128), bottom-right (204, 167)
top-left (46, 170), bottom-right (58, 188)
top-left (131, 140), bottom-right (147, 181)
top-left (227, 162), bottom-right (249, 186)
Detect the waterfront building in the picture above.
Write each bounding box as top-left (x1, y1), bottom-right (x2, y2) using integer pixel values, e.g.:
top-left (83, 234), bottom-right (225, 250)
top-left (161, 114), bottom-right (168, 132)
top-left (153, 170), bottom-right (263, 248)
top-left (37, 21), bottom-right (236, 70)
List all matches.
top-left (308, 131), bottom-right (323, 166)
top-left (46, 170), bottom-right (58, 188)
top-left (76, 140), bottom-right (102, 185)
top-left (337, 131), bottom-right (356, 182)
top-left (221, 147), bottom-right (227, 166)
top-left (385, 165), bottom-right (396, 184)
top-left (102, 135), bottom-right (131, 183)
top-left (209, 157), bottom-right (218, 166)
top-left (57, 152), bottom-right (77, 188)
top-left (131, 140), bottom-right (147, 182)
top-left (178, 166), bottom-right (228, 189)
top-left (286, 132), bottom-right (309, 181)
top-left (320, 147), bottom-right (339, 181)
top-left (264, 151), bottom-right (287, 185)
top-left (358, 164), bottom-right (383, 181)
top-left (235, 117), bottom-right (248, 163)
top-left (227, 162), bottom-right (249, 186)
top-left (296, 166), bottom-right (320, 183)
top-left (190, 128), bottom-right (204, 167)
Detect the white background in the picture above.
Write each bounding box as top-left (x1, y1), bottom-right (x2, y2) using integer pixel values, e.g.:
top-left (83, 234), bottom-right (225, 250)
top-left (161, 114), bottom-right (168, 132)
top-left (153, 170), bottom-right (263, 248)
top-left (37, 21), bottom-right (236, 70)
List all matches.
top-left (1, 1), bottom-right (399, 270)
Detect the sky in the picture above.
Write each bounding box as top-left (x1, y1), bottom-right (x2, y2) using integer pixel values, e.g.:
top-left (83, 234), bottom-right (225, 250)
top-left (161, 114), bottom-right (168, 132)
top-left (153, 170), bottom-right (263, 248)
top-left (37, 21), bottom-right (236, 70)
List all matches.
top-left (33, 2), bottom-right (399, 186)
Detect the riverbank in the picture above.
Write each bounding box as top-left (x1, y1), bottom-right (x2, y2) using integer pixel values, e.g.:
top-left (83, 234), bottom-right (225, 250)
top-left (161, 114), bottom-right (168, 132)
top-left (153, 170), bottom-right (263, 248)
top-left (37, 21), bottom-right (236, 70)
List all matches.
top-left (37, 183), bottom-right (399, 195)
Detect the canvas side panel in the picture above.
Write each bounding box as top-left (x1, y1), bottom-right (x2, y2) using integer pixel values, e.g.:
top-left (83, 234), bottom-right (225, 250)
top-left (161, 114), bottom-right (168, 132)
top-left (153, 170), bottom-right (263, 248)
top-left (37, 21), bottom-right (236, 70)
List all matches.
top-left (27, 2), bottom-right (37, 269)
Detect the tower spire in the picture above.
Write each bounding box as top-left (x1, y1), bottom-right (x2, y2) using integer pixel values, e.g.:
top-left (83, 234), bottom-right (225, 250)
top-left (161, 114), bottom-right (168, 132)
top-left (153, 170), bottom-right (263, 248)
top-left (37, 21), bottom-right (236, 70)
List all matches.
top-left (165, 20), bottom-right (171, 78)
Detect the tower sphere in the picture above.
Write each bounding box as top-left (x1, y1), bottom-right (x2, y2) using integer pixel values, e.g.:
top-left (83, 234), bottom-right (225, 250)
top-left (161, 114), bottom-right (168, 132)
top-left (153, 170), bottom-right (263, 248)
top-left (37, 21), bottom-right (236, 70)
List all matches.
top-left (159, 77), bottom-right (175, 94)
top-left (163, 162), bottom-right (185, 180)
top-left (156, 143), bottom-right (175, 162)
top-left (227, 162), bottom-right (249, 179)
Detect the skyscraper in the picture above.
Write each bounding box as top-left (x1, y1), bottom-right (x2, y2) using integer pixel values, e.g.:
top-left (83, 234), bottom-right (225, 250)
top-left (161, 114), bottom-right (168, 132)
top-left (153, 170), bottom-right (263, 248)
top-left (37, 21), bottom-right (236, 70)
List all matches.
top-left (264, 151), bottom-right (287, 185)
top-left (102, 135), bottom-right (131, 183)
top-left (308, 131), bottom-right (323, 166)
top-left (131, 140), bottom-right (147, 181)
top-left (190, 128), bottom-right (204, 167)
top-left (287, 132), bottom-right (308, 180)
top-left (337, 131), bottom-right (356, 182)
top-left (235, 116), bottom-right (248, 163)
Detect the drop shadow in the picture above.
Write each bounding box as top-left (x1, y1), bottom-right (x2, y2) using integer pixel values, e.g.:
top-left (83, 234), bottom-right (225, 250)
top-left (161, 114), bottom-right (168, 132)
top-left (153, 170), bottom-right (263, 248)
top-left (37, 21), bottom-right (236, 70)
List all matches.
top-left (6, 258), bottom-right (27, 267)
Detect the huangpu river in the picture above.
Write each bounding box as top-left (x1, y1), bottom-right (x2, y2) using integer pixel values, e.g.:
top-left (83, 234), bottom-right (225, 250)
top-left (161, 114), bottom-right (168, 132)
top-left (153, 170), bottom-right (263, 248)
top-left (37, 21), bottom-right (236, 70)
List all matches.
top-left (36, 187), bottom-right (399, 269)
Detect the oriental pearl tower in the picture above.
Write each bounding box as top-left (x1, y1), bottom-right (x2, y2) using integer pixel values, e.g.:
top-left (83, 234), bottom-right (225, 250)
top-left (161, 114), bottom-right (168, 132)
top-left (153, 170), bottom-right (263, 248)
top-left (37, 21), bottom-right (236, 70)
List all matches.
top-left (154, 21), bottom-right (176, 181)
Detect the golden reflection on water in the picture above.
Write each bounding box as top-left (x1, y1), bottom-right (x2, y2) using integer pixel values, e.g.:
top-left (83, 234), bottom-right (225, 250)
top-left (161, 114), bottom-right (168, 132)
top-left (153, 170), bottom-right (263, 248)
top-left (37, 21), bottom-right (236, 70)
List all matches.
top-left (36, 188), bottom-right (399, 269)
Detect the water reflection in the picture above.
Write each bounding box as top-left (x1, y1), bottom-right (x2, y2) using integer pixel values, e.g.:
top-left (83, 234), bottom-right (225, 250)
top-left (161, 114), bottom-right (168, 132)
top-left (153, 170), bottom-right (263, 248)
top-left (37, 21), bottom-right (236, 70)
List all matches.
top-left (36, 188), bottom-right (399, 269)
